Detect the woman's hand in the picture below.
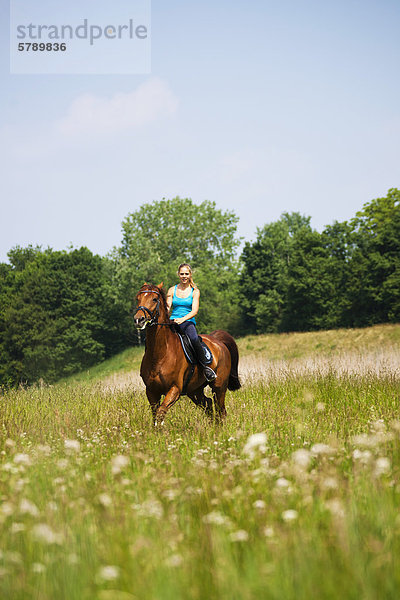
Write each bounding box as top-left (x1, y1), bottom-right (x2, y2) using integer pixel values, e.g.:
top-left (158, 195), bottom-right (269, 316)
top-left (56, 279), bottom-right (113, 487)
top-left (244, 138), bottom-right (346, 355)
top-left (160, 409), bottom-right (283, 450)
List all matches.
top-left (173, 317), bottom-right (185, 325)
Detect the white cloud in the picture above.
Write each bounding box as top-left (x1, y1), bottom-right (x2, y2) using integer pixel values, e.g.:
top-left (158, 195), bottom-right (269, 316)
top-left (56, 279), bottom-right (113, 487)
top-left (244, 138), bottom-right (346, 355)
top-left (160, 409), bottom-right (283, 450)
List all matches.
top-left (56, 78), bottom-right (178, 138)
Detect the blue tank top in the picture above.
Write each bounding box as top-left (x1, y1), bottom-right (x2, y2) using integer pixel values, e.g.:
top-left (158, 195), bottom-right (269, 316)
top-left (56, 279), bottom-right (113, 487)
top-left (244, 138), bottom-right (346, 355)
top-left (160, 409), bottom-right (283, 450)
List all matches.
top-left (170, 285), bottom-right (196, 324)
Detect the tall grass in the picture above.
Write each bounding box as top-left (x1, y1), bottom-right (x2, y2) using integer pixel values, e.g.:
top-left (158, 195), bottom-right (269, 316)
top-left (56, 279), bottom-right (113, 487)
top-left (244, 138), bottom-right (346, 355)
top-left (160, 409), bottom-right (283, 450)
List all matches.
top-left (1, 326), bottom-right (400, 599)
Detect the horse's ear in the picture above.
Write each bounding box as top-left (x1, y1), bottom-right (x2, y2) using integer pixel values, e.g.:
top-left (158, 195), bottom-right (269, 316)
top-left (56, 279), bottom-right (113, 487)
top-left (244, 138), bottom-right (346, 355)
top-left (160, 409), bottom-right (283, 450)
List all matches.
top-left (157, 282), bottom-right (164, 289)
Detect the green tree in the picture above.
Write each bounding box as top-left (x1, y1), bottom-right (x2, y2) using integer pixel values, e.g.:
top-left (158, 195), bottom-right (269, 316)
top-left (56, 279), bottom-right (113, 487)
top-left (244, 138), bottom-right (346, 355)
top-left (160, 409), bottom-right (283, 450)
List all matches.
top-left (0, 262), bottom-right (16, 386)
top-left (239, 213), bottom-right (311, 333)
top-left (7, 245), bottom-right (43, 271)
top-left (112, 197), bottom-right (242, 334)
top-left (282, 227), bottom-right (350, 331)
top-left (347, 188), bottom-right (400, 325)
top-left (320, 221), bottom-right (356, 327)
top-left (0, 247), bottom-right (126, 385)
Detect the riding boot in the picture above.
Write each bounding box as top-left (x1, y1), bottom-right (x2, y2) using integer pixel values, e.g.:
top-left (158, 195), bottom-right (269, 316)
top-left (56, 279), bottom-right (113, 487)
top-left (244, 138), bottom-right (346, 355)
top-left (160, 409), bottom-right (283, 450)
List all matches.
top-left (192, 338), bottom-right (217, 382)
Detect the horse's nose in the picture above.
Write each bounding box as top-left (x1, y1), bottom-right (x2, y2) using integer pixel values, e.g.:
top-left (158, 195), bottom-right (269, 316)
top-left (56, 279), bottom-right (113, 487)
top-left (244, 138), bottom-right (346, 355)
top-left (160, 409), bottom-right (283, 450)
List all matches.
top-left (134, 315), bottom-right (145, 328)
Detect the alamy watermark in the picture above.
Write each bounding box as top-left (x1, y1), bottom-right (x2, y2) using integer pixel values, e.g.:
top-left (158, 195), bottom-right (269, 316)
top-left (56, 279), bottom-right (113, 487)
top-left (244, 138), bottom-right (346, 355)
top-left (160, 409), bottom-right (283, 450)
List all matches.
top-left (10, 0), bottom-right (151, 74)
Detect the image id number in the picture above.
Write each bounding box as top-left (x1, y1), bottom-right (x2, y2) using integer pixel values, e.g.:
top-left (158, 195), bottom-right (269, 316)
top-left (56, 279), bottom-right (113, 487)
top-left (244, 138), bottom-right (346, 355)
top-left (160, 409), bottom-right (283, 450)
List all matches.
top-left (18, 43), bottom-right (67, 51)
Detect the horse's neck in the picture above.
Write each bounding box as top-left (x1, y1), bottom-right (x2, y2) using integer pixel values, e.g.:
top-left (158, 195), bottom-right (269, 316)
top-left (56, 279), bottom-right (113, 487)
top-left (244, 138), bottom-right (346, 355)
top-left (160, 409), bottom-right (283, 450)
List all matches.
top-left (144, 322), bottom-right (174, 361)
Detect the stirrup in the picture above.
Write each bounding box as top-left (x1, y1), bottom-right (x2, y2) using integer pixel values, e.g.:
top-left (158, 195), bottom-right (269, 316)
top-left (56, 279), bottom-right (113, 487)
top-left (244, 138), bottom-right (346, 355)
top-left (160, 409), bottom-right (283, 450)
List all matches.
top-left (203, 365), bottom-right (217, 382)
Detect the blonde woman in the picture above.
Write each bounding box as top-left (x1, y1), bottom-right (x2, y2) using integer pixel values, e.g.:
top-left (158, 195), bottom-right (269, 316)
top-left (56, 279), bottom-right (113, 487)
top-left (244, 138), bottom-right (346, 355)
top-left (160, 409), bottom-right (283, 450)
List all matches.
top-left (166, 263), bottom-right (216, 382)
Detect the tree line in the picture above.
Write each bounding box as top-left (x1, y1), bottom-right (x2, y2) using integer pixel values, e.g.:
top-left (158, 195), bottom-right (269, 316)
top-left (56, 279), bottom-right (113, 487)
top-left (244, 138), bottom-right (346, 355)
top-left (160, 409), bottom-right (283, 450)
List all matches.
top-left (0, 189), bottom-right (399, 386)
top-left (240, 188), bottom-right (400, 333)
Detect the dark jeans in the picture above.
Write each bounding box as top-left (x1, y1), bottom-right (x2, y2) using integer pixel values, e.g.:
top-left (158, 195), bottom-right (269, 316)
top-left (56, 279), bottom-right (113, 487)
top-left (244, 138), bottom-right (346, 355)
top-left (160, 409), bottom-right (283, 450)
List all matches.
top-left (176, 320), bottom-right (214, 378)
top-left (175, 321), bottom-right (199, 343)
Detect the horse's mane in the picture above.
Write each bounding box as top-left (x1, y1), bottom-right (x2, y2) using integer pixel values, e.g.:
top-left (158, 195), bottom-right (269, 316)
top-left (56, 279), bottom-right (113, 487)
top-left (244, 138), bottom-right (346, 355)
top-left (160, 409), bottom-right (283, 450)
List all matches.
top-left (138, 284), bottom-right (170, 321)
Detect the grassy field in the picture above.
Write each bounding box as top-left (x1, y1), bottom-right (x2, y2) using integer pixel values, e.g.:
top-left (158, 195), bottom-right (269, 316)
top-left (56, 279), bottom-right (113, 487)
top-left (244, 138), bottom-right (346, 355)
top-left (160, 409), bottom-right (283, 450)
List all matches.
top-left (1, 324), bottom-right (400, 599)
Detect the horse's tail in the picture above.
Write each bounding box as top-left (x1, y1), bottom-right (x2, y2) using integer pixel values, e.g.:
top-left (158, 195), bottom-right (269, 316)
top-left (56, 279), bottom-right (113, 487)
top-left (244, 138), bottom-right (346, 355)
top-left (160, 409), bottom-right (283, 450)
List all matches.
top-left (209, 330), bottom-right (241, 391)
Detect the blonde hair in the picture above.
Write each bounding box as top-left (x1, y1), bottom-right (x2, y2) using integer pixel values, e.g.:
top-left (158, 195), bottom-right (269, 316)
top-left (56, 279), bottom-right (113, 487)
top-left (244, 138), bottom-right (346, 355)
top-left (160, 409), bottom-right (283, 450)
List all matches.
top-left (177, 263), bottom-right (197, 289)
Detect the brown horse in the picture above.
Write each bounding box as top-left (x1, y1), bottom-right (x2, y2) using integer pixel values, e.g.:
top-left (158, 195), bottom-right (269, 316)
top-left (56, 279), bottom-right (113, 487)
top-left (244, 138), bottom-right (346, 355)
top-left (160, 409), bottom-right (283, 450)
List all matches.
top-left (133, 283), bottom-right (241, 425)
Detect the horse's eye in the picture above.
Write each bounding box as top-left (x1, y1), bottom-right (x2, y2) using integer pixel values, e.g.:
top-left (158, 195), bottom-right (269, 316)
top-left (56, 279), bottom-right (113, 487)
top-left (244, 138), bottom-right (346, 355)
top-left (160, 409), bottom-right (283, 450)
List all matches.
top-left (153, 298), bottom-right (157, 303)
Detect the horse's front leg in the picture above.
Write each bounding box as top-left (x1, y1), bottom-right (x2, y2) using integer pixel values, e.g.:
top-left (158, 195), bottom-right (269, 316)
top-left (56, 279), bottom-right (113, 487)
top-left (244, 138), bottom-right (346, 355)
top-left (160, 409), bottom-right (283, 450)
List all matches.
top-left (155, 385), bottom-right (181, 426)
top-left (146, 389), bottom-right (161, 425)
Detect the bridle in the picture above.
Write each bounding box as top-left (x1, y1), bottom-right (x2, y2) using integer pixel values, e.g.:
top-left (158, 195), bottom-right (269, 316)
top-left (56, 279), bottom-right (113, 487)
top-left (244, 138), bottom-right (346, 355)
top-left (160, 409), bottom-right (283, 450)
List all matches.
top-left (134, 289), bottom-right (172, 328)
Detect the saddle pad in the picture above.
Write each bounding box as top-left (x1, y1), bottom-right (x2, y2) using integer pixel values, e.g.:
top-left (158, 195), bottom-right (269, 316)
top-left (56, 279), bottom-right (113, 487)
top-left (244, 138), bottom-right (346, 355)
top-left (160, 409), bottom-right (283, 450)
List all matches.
top-left (176, 332), bottom-right (213, 366)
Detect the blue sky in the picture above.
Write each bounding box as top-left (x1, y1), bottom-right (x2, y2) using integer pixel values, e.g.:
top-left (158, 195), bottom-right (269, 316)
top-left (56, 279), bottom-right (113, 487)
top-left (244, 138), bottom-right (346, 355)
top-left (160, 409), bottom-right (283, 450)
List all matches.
top-left (1, 0), bottom-right (400, 261)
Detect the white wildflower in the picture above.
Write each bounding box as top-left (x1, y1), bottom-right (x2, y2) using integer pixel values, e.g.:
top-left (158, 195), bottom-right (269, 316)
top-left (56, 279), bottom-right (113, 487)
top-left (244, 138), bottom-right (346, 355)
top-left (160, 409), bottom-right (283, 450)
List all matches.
top-left (165, 554), bottom-right (183, 567)
top-left (321, 477), bottom-right (339, 491)
top-left (352, 431), bottom-right (393, 447)
top-left (97, 565), bottom-right (120, 582)
top-left (32, 562), bottom-right (46, 574)
top-left (371, 420), bottom-right (386, 433)
top-left (243, 432), bottom-right (267, 458)
top-left (138, 499), bottom-right (163, 519)
top-left (0, 502), bottom-right (14, 517)
top-left (253, 499), bottom-right (266, 510)
top-left (163, 489), bottom-right (178, 501)
top-left (14, 453), bottom-right (31, 466)
top-left (19, 498), bottom-right (39, 517)
top-left (32, 523), bottom-right (63, 544)
top-left (2, 462), bottom-right (18, 474)
top-left (229, 529), bottom-right (249, 542)
top-left (35, 445), bottom-right (51, 456)
top-left (64, 439), bottom-right (81, 453)
top-left (5, 439), bottom-right (15, 448)
top-left (275, 477), bottom-right (291, 489)
top-left (390, 420), bottom-right (400, 433)
top-left (263, 526), bottom-right (275, 538)
top-left (374, 457), bottom-right (391, 477)
top-left (11, 522), bottom-right (25, 534)
top-left (196, 448), bottom-right (209, 456)
top-left (325, 499), bottom-right (345, 518)
top-left (352, 449), bottom-right (372, 464)
top-left (98, 493), bottom-right (112, 508)
top-left (15, 478), bottom-right (27, 492)
top-left (281, 509), bottom-right (298, 522)
top-left (292, 448), bottom-right (312, 469)
top-left (111, 454), bottom-right (129, 475)
top-left (353, 433), bottom-right (377, 448)
top-left (202, 511), bottom-right (231, 527)
top-left (311, 443), bottom-right (334, 457)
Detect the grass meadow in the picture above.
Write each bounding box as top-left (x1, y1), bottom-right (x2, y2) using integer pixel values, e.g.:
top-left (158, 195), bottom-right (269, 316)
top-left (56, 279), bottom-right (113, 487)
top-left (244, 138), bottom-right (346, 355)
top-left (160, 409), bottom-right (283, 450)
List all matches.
top-left (1, 324), bottom-right (400, 599)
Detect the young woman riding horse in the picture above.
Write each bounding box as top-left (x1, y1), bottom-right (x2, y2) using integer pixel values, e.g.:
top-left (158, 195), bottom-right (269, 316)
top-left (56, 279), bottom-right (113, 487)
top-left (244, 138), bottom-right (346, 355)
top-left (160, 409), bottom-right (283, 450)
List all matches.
top-left (166, 263), bottom-right (216, 382)
top-left (133, 277), bottom-right (241, 425)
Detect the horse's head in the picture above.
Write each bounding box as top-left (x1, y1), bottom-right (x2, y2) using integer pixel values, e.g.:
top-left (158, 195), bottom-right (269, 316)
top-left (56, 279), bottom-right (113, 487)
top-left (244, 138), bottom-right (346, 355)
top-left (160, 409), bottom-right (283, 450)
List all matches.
top-left (133, 283), bottom-right (165, 330)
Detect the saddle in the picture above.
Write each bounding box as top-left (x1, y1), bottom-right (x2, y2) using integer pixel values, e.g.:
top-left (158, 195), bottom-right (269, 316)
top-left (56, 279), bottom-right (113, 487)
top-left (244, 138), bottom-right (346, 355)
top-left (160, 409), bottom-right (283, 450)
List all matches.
top-left (175, 331), bottom-right (213, 366)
